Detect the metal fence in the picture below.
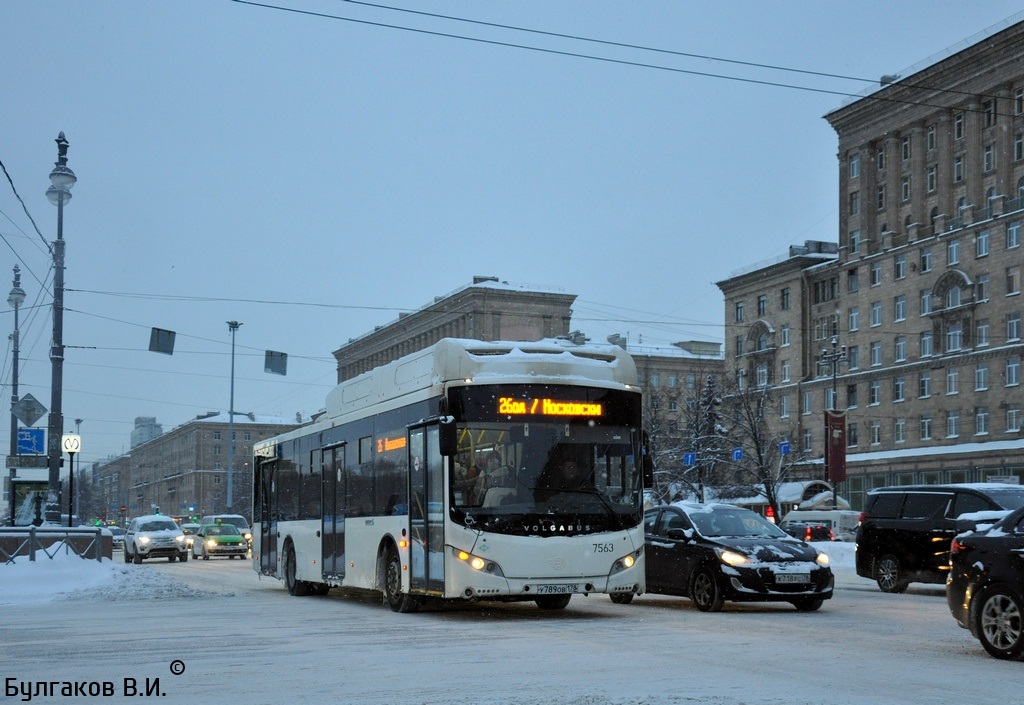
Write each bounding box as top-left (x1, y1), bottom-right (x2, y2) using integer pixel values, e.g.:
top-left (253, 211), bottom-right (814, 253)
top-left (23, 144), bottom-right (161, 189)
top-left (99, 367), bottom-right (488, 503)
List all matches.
top-left (0, 526), bottom-right (107, 564)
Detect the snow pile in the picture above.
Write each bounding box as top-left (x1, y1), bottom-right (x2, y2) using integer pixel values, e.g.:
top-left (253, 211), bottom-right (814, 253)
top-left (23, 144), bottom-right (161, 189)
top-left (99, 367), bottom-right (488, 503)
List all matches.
top-left (0, 552), bottom-right (224, 606)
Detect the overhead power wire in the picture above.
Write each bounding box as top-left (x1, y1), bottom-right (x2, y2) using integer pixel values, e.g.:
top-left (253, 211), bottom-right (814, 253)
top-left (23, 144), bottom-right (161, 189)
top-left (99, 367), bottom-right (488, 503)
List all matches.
top-left (231, 0), bottom-right (1018, 117)
top-left (0, 159), bottom-right (51, 251)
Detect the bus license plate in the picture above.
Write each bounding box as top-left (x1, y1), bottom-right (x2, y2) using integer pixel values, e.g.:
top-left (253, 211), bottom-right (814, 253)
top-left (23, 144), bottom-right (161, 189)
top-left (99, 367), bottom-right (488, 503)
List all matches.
top-left (535, 584), bottom-right (579, 595)
top-left (775, 573), bottom-right (810, 584)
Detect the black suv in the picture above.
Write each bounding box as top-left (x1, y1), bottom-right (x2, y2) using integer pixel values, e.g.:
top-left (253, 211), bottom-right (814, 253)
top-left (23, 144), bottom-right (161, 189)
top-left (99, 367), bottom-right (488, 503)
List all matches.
top-left (856, 483), bottom-right (1024, 592)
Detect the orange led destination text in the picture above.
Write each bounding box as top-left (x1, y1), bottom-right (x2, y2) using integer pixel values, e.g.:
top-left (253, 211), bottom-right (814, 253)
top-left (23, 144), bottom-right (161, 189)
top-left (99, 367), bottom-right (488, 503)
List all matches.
top-left (498, 397), bottom-right (603, 417)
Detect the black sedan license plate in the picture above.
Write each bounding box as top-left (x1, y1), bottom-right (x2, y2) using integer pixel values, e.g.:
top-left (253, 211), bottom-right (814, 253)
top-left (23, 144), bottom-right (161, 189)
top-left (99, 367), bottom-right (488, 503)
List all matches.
top-left (535, 584), bottom-right (579, 594)
top-left (775, 573), bottom-right (810, 584)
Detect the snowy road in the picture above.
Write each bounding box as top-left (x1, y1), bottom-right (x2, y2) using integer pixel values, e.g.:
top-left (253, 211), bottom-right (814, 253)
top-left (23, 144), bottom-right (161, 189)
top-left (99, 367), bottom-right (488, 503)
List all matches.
top-left (1, 552), bottom-right (1017, 705)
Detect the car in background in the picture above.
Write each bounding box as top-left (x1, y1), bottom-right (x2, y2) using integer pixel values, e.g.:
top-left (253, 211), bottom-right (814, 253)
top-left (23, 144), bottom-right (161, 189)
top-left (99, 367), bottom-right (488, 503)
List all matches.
top-left (947, 505), bottom-right (1024, 660)
top-left (192, 524), bottom-right (248, 560)
top-left (780, 521), bottom-right (835, 542)
top-left (856, 484), bottom-right (1024, 593)
top-left (179, 523), bottom-right (201, 551)
top-left (108, 527), bottom-right (126, 550)
top-left (124, 515), bottom-right (188, 563)
top-left (779, 510), bottom-right (860, 542)
top-left (199, 514), bottom-right (252, 547)
top-left (634, 502), bottom-right (833, 612)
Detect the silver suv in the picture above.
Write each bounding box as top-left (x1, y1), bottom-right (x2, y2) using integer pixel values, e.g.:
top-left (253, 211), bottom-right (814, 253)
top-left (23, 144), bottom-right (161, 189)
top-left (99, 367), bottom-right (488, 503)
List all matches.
top-left (124, 515), bottom-right (188, 564)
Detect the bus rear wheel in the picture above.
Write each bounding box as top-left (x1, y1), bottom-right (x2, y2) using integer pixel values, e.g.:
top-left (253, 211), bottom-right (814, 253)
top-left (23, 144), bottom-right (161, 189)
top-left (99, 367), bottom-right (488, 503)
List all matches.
top-left (284, 543), bottom-right (311, 596)
top-left (383, 545), bottom-right (418, 613)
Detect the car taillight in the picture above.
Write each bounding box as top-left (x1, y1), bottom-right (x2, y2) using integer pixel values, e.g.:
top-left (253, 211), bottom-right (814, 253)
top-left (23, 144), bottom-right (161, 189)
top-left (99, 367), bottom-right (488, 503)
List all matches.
top-left (804, 527), bottom-right (813, 541)
top-left (950, 538), bottom-right (966, 555)
top-left (829, 528), bottom-right (836, 541)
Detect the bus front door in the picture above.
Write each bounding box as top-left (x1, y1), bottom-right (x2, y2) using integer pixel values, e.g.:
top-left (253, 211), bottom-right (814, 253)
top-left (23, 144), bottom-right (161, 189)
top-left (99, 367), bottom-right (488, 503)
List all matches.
top-left (408, 425), bottom-right (445, 594)
top-left (321, 444), bottom-right (346, 579)
top-left (258, 460), bottom-right (277, 575)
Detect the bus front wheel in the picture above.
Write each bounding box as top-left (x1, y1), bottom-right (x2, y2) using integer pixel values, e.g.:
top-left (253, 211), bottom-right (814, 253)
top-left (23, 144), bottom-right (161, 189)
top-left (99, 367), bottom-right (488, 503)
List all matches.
top-left (535, 594), bottom-right (572, 610)
top-left (383, 545), bottom-right (418, 613)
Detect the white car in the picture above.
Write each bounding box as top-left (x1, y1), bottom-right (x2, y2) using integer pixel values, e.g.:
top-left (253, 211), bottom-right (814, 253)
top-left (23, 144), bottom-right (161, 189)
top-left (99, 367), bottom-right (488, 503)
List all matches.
top-left (124, 515), bottom-right (188, 564)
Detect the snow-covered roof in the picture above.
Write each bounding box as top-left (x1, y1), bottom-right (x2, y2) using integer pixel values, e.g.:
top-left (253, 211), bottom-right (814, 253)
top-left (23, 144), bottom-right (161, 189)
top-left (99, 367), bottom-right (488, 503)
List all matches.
top-left (192, 412), bottom-right (298, 425)
top-left (848, 437), bottom-right (1024, 464)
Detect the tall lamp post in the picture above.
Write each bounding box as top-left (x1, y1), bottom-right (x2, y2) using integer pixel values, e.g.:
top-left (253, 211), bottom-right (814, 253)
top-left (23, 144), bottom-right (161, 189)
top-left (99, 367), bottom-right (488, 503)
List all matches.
top-left (819, 336), bottom-right (847, 508)
top-left (226, 321), bottom-right (242, 512)
top-left (7, 266), bottom-right (26, 525)
top-left (45, 132), bottom-right (76, 523)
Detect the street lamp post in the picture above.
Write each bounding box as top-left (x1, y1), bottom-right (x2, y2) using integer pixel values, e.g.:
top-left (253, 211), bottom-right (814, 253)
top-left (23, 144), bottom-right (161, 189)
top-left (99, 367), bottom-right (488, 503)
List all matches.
top-left (45, 132), bottom-right (76, 523)
top-left (7, 266), bottom-right (26, 525)
top-left (226, 321), bottom-right (242, 511)
top-left (819, 336), bottom-right (847, 508)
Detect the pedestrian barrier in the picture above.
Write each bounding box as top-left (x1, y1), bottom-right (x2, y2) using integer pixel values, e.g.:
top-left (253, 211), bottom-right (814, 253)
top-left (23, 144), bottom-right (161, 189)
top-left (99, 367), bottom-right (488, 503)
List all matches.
top-left (0, 526), bottom-right (109, 564)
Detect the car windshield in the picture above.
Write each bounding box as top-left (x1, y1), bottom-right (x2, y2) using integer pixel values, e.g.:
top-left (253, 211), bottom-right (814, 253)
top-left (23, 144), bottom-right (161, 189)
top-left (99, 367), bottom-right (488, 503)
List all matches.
top-left (207, 526), bottom-right (241, 536)
top-left (141, 521), bottom-right (178, 532)
top-left (686, 506), bottom-right (789, 539)
top-left (982, 489), bottom-right (1024, 511)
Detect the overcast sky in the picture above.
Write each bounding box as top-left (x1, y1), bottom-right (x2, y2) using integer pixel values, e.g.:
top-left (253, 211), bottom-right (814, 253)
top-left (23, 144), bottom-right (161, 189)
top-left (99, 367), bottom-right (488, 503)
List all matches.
top-left (3, 1), bottom-right (1024, 466)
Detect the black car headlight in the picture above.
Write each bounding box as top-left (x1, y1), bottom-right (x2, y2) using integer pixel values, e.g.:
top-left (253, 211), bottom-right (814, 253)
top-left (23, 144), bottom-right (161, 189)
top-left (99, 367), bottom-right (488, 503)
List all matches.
top-left (715, 547), bottom-right (751, 567)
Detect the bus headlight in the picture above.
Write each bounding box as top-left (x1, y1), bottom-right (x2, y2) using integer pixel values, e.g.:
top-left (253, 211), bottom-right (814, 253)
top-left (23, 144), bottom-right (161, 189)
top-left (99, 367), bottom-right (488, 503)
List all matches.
top-left (610, 547), bottom-right (642, 575)
top-left (453, 547), bottom-right (505, 577)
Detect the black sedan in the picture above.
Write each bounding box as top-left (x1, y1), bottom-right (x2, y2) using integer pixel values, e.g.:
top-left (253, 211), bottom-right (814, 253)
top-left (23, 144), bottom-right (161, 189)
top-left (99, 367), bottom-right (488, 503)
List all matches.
top-left (947, 506), bottom-right (1024, 660)
top-left (635, 502), bottom-right (833, 612)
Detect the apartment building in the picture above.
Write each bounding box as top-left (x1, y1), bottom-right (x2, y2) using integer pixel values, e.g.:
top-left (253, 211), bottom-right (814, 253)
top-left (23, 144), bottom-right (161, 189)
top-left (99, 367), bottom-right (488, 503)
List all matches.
top-left (719, 20), bottom-right (1024, 509)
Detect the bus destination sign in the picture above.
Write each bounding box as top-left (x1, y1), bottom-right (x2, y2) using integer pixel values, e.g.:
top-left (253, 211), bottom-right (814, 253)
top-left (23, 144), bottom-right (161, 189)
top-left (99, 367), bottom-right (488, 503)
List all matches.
top-left (498, 397), bottom-right (604, 417)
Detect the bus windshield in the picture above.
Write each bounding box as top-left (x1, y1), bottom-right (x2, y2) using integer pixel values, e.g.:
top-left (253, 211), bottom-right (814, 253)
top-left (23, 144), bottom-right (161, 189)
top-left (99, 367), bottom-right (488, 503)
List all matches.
top-left (450, 420), bottom-right (642, 535)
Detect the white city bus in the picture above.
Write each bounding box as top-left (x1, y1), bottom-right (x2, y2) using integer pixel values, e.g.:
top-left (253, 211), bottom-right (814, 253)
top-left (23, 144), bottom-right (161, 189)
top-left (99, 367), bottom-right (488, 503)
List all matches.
top-left (252, 338), bottom-right (647, 612)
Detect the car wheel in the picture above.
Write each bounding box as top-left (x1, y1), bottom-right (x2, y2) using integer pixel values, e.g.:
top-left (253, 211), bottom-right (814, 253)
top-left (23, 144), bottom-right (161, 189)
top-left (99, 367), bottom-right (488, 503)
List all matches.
top-left (132, 547), bottom-right (143, 564)
top-left (284, 542), bottom-right (311, 597)
top-left (690, 568), bottom-right (725, 612)
top-left (202, 546), bottom-right (210, 561)
top-left (791, 597), bottom-right (824, 612)
top-left (180, 551), bottom-right (188, 563)
top-left (123, 546), bottom-right (131, 564)
top-left (974, 585), bottom-right (1024, 660)
top-left (535, 595), bottom-right (572, 610)
top-left (875, 554), bottom-right (908, 593)
top-left (382, 545), bottom-right (417, 612)
top-left (609, 593), bottom-right (634, 605)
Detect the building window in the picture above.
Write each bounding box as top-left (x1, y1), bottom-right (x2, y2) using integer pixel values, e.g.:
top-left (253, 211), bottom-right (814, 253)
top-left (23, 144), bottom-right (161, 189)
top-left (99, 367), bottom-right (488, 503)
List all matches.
top-left (1008, 408), bottom-right (1022, 433)
top-left (756, 294), bottom-right (767, 316)
top-left (668, 374), bottom-right (678, 389)
top-left (735, 301), bottom-right (744, 322)
top-left (877, 184), bottom-right (886, 210)
top-left (920, 289), bottom-right (932, 315)
top-left (984, 144), bottom-right (995, 173)
top-left (877, 149), bottom-right (885, 170)
top-left (848, 306), bottom-right (859, 332)
top-left (1016, 88), bottom-right (1024, 115)
top-left (954, 113), bottom-right (964, 140)
top-left (901, 136), bottom-right (911, 161)
top-left (920, 331), bottom-right (933, 357)
top-left (946, 286), bottom-right (962, 309)
top-left (946, 367), bottom-right (959, 395)
top-left (901, 176), bottom-right (911, 202)
top-left (847, 384), bottom-right (858, 408)
top-left (946, 323), bottom-right (963, 352)
top-left (850, 154), bottom-right (861, 178)
top-left (1009, 221), bottom-right (1021, 249)
top-left (976, 363), bottom-right (989, 391)
top-left (1008, 267), bottom-right (1021, 295)
top-left (920, 246), bottom-right (932, 272)
top-left (947, 411), bottom-right (960, 438)
top-left (976, 229), bottom-right (989, 258)
top-left (954, 156), bottom-right (964, 182)
top-left (802, 429), bottom-right (813, 452)
top-left (894, 295), bottom-right (906, 321)
top-left (847, 423), bottom-right (859, 447)
top-left (780, 287), bottom-right (790, 310)
top-left (977, 318), bottom-right (990, 346)
top-left (894, 418), bottom-right (906, 443)
top-left (919, 371), bottom-right (931, 398)
top-left (984, 99), bottom-right (997, 127)
top-left (803, 391), bottom-right (812, 415)
top-left (850, 230), bottom-right (861, 254)
top-left (893, 376), bottom-right (906, 402)
top-left (756, 364), bottom-right (768, 387)
top-left (213, 431), bottom-right (221, 440)
top-left (1017, 133), bottom-right (1024, 162)
top-left (870, 341), bottom-right (882, 366)
top-left (977, 273), bottom-right (989, 301)
top-left (920, 415), bottom-right (932, 440)
top-left (848, 269), bottom-right (859, 292)
top-left (926, 166), bottom-right (936, 193)
top-left (650, 373), bottom-right (660, 388)
top-left (850, 191), bottom-right (860, 215)
top-left (948, 238), bottom-right (960, 265)
top-left (781, 323), bottom-right (790, 346)
top-left (895, 335), bottom-right (907, 361)
top-left (780, 395), bottom-right (790, 418)
top-left (1009, 356), bottom-right (1022, 386)
top-left (847, 345), bottom-right (859, 370)
top-left (927, 124), bottom-right (937, 150)
top-left (869, 380), bottom-right (880, 405)
top-left (1009, 313), bottom-right (1022, 341)
top-left (871, 261), bottom-right (882, 286)
top-left (781, 360), bottom-right (791, 382)
top-left (894, 253), bottom-right (906, 280)
top-left (686, 374), bottom-right (696, 390)
top-left (870, 302), bottom-right (882, 327)
top-left (736, 336), bottom-right (744, 356)
top-left (870, 421), bottom-right (881, 445)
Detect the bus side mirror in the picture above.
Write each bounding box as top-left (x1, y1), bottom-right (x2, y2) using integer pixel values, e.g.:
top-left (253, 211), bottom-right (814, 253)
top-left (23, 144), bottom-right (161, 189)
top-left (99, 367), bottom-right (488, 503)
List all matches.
top-left (439, 417), bottom-right (457, 456)
top-left (643, 455), bottom-right (654, 488)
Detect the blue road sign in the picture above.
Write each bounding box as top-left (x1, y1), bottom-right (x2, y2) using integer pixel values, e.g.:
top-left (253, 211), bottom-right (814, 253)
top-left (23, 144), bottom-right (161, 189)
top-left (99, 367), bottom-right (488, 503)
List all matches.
top-left (683, 452), bottom-right (696, 466)
top-left (780, 441), bottom-right (791, 455)
top-left (16, 428), bottom-right (45, 455)
top-left (732, 448), bottom-right (743, 461)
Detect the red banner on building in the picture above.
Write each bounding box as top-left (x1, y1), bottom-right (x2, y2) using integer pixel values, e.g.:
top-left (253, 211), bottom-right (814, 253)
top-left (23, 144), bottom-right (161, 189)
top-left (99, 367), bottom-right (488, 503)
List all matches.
top-left (824, 409), bottom-right (847, 484)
